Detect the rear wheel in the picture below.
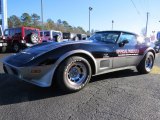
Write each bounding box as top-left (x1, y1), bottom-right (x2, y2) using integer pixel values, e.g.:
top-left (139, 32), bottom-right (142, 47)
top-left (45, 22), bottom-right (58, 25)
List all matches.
top-left (137, 52), bottom-right (154, 74)
top-left (56, 56), bottom-right (92, 92)
top-left (31, 33), bottom-right (39, 44)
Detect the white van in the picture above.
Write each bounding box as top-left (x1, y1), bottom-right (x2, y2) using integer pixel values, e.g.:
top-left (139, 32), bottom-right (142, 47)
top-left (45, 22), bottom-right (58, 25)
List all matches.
top-left (40, 30), bottom-right (63, 42)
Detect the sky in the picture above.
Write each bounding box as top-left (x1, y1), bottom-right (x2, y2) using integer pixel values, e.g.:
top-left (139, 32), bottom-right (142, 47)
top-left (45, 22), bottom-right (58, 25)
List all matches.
top-left (6, 0), bottom-right (160, 36)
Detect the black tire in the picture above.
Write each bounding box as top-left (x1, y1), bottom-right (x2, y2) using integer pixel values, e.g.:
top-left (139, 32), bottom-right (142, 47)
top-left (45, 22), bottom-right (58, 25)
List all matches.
top-left (56, 56), bottom-right (92, 92)
top-left (136, 52), bottom-right (154, 74)
top-left (13, 43), bottom-right (21, 53)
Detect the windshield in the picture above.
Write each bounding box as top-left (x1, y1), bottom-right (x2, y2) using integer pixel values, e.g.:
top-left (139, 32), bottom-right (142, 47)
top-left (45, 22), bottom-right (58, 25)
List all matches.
top-left (25, 29), bottom-right (39, 36)
top-left (89, 32), bottom-right (120, 43)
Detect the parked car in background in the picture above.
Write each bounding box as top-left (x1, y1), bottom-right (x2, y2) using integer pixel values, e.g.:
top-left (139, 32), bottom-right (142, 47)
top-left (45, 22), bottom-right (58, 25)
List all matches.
top-left (40, 30), bottom-right (63, 42)
top-left (4, 26), bottom-right (41, 52)
top-left (144, 37), bottom-right (159, 53)
top-left (154, 41), bottom-right (160, 53)
top-left (157, 31), bottom-right (160, 41)
top-left (2, 31), bottom-right (156, 92)
top-left (77, 34), bottom-right (87, 40)
top-left (63, 32), bottom-right (79, 41)
top-left (0, 25), bottom-right (7, 52)
top-left (155, 32), bottom-right (160, 53)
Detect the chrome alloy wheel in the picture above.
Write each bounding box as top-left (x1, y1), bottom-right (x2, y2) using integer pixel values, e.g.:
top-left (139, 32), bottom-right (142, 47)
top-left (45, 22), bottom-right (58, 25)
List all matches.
top-left (145, 55), bottom-right (153, 71)
top-left (67, 62), bottom-right (87, 86)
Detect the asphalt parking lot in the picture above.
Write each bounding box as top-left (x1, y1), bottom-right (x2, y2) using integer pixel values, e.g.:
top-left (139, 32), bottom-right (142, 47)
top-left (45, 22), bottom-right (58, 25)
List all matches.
top-left (0, 53), bottom-right (160, 120)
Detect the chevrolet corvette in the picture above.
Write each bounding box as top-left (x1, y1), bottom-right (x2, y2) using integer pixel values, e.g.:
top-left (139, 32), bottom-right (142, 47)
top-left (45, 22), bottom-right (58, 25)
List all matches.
top-left (2, 31), bottom-right (156, 92)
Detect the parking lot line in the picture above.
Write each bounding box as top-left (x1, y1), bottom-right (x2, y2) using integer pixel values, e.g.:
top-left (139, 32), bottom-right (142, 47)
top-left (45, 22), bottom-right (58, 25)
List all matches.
top-left (151, 66), bottom-right (160, 74)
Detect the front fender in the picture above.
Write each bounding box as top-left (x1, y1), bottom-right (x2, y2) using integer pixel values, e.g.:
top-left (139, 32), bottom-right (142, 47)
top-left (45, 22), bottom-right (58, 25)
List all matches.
top-left (137, 47), bottom-right (156, 66)
top-left (52, 49), bottom-right (97, 74)
top-left (143, 47), bottom-right (156, 59)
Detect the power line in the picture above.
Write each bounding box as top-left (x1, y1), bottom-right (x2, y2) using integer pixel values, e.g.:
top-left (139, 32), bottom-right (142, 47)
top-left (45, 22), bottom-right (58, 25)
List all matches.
top-left (130, 0), bottom-right (141, 15)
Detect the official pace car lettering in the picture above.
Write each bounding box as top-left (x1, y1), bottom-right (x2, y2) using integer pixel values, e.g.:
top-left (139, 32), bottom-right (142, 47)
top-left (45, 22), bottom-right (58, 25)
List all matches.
top-left (116, 49), bottom-right (139, 56)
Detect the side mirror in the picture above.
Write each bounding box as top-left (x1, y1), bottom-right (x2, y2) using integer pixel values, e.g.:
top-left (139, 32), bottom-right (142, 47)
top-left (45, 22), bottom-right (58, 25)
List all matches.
top-left (123, 39), bottom-right (129, 44)
top-left (119, 39), bottom-right (129, 47)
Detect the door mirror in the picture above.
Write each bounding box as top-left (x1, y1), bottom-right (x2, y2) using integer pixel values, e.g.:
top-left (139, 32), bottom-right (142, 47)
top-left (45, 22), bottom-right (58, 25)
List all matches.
top-left (119, 39), bottom-right (129, 47)
top-left (123, 39), bottom-right (129, 44)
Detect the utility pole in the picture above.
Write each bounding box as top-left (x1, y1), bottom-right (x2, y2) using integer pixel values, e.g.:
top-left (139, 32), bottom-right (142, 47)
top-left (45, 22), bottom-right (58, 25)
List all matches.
top-left (112, 20), bottom-right (114, 30)
top-left (145, 12), bottom-right (149, 37)
top-left (41, 0), bottom-right (44, 30)
top-left (89, 7), bottom-right (93, 34)
top-left (1, 0), bottom-right (8, 31)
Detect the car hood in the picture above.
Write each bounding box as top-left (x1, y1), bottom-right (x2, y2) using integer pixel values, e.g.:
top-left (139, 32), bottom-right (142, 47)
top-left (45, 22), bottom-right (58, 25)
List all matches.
top-left (3, 40), bottom-right (113, 67)
top-left (23, 40), bottom-right (93, 54)
top-left (2, 41), bottom-right (91, 66)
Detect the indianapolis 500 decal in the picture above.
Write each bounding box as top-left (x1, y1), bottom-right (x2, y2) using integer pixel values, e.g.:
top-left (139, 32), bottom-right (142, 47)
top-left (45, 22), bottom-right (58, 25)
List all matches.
top-left (116, 49), bottom-right (139, 56)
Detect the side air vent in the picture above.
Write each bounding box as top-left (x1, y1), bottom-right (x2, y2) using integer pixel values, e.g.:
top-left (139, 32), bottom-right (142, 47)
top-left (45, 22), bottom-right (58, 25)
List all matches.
top-left (100, 60), bottom-right (110, 68)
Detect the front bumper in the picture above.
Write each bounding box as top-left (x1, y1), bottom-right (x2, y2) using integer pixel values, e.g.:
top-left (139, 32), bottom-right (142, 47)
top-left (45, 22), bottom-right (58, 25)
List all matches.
top-left (3, 63), bottom-right (54, 87)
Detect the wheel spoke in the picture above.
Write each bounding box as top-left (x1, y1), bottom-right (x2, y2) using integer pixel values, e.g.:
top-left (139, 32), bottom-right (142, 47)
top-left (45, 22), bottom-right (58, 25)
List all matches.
top-left (67, 61), bottom-right (87, 85)
top-left (145, 56), bottom-right (153, 70)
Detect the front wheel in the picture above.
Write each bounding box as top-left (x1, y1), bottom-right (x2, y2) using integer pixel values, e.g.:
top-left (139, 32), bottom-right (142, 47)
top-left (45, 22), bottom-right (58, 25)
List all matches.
top-left (56, 56), bottom-right (92, 92)
top-left (137, 52), bottom-right (154, 74)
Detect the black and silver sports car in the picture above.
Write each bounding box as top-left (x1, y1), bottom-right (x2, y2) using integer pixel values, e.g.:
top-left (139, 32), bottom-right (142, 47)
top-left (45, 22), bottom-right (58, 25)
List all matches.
top-left (2, 31), bottom-right (156, 92)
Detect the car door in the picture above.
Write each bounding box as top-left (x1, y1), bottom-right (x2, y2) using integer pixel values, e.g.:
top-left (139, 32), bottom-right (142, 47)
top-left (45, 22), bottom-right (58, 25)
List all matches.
top-left (113, 33), bottom-right (129, 68)
top-left (113, 33), bottom-right (140, 68)
top-left (90, 32), bottom-right (119, 74)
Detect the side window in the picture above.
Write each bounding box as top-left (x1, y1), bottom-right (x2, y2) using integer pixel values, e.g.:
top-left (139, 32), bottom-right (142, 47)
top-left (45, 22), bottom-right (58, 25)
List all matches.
top-left (52, 32), bottom-right (58, 37)
top-left (15, 28), bottom-right (21, 36)
top-left (105, 33), bottom-right (119, 43)
top-left (40, 32), bottom-right (43, 37)
top-left (25, 29), bottom-right (32, 37)
top-left (119, 33), bottom-right (137, 45)
top-left (10, 29), bottom-right (15, 37)
top-left (44, 32), bottom-right (50, 37)
top-left (4, 30), bottom-right (9, 36)
top-left (63, 33), bottom-right (70, 39)
top-left (25, 29), bottom-right (38, 37)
